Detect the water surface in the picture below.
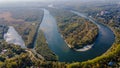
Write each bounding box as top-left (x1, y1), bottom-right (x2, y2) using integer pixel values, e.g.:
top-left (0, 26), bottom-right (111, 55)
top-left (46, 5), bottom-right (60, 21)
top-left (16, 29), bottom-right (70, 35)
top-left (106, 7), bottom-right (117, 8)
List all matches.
top-left (4, 26), bottom-right (26, 48)
top-left (40, 9), bottom-right (115, 62)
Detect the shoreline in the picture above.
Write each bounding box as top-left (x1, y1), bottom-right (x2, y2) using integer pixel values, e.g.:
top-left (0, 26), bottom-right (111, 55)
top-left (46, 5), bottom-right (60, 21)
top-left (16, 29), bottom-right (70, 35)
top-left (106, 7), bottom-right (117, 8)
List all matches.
top-left (74, 44), bottom-right (93, 51)
top-left (60, 34), bottom-right (72, 48)
top-left (60, 34), bottom-right (94, 51)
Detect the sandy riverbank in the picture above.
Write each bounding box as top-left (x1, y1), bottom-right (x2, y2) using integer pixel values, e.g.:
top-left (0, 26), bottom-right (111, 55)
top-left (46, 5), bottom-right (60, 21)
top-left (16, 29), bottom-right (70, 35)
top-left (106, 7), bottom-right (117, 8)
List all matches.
top-left (74, 44), bottom-right (93, 51)
top-left (60, 33), bottom-right (93, 51)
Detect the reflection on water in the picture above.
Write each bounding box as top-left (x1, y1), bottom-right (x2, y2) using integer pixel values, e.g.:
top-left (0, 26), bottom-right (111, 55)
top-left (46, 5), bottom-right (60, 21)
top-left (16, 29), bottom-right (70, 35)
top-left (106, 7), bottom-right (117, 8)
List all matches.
top-left (40, 9), bottom-right (115, 62)
top-left (4, 26), bottom-right (26, 48)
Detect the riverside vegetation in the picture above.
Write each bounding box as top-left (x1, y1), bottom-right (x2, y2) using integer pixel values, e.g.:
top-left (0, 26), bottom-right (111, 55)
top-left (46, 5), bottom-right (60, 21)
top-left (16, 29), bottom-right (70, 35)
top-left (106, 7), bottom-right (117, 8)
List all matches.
top-left (48, 8), bottom-right (98, 49)
top-left (0, 1), bottom-right (120, 67)
top-left (63, 1), bottom-right (120, 68)
top-left (35, 30), bottom-right (58, 61)
top-left (0, 8), bottom-right (58, 68)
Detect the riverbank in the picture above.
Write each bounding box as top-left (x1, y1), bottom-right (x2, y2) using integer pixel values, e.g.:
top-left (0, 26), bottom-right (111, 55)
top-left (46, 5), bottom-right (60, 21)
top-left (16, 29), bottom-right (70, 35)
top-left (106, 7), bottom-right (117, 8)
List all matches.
top-left (29, 10), bottom-right (44, 48)
top-left (58, 17), bottom-right (98, 51)
top-left (35, 9), bottom-right (58, 61)
top-left (35, 29), bottom-right (58, 61)
top-left (64, 37), bottom-right (94, 51)
top-left (40, 8), bottom-right (114, 62)
top-left (74, 44), bottom-right (93, 51)
top-left (68, 12), bottom-right (119, 68)
top-left (62, 34), bottom-right (93, 51)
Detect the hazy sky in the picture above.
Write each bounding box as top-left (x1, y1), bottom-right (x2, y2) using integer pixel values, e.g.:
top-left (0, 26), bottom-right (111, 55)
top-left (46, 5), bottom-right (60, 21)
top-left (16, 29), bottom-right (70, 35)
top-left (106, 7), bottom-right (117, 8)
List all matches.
top-left (0, 0), bottom-right (57, 3)
top-left (0, 0), bottom-right (111, 2)
top-left (0, 0), bottom-right (118, 3)
top-left (0, 0), bottom-right (57, 2)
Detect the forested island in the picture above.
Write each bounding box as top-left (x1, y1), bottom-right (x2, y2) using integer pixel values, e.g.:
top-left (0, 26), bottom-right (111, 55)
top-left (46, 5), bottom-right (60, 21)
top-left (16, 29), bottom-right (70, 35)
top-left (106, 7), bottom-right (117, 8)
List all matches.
top-left (48, 8), bottom-right (98, 50)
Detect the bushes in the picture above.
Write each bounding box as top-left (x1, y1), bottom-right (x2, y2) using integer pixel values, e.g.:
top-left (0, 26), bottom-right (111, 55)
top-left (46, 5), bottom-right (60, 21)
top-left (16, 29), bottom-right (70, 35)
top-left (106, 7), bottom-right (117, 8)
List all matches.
top-left (1, 53), bottom-right (33, 68)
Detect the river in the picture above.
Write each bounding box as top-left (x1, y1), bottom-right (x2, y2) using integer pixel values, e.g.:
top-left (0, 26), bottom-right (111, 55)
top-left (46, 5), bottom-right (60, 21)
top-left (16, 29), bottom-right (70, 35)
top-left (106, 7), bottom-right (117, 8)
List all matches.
top-left (40, 9), bottom-right (115, 62)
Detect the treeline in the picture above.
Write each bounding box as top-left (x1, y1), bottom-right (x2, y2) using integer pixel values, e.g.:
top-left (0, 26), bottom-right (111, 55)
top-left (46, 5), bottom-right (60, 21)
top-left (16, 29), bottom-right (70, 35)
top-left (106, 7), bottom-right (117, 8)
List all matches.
top-left (0, 41), bottom-right (26, 60)
top-left (0, 41), bottom-right (32, 68)
top-left (0, 53), bottom-right (33, 68)
top-left (48, 8), bottom-right (98, 49)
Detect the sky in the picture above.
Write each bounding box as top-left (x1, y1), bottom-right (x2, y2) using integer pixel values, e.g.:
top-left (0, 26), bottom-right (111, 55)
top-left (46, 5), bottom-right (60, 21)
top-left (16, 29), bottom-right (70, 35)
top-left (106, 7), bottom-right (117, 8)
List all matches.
top-left (0, 0), bottom-right (119, 3)
top-left (0, 0), bottom-right (54, 3)
top-left (0, 0), bottom-right (112, 2)
top-left (0, 0), bottom-right (56, 2)
top-left (0, 0), bottom-right (39, 2)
